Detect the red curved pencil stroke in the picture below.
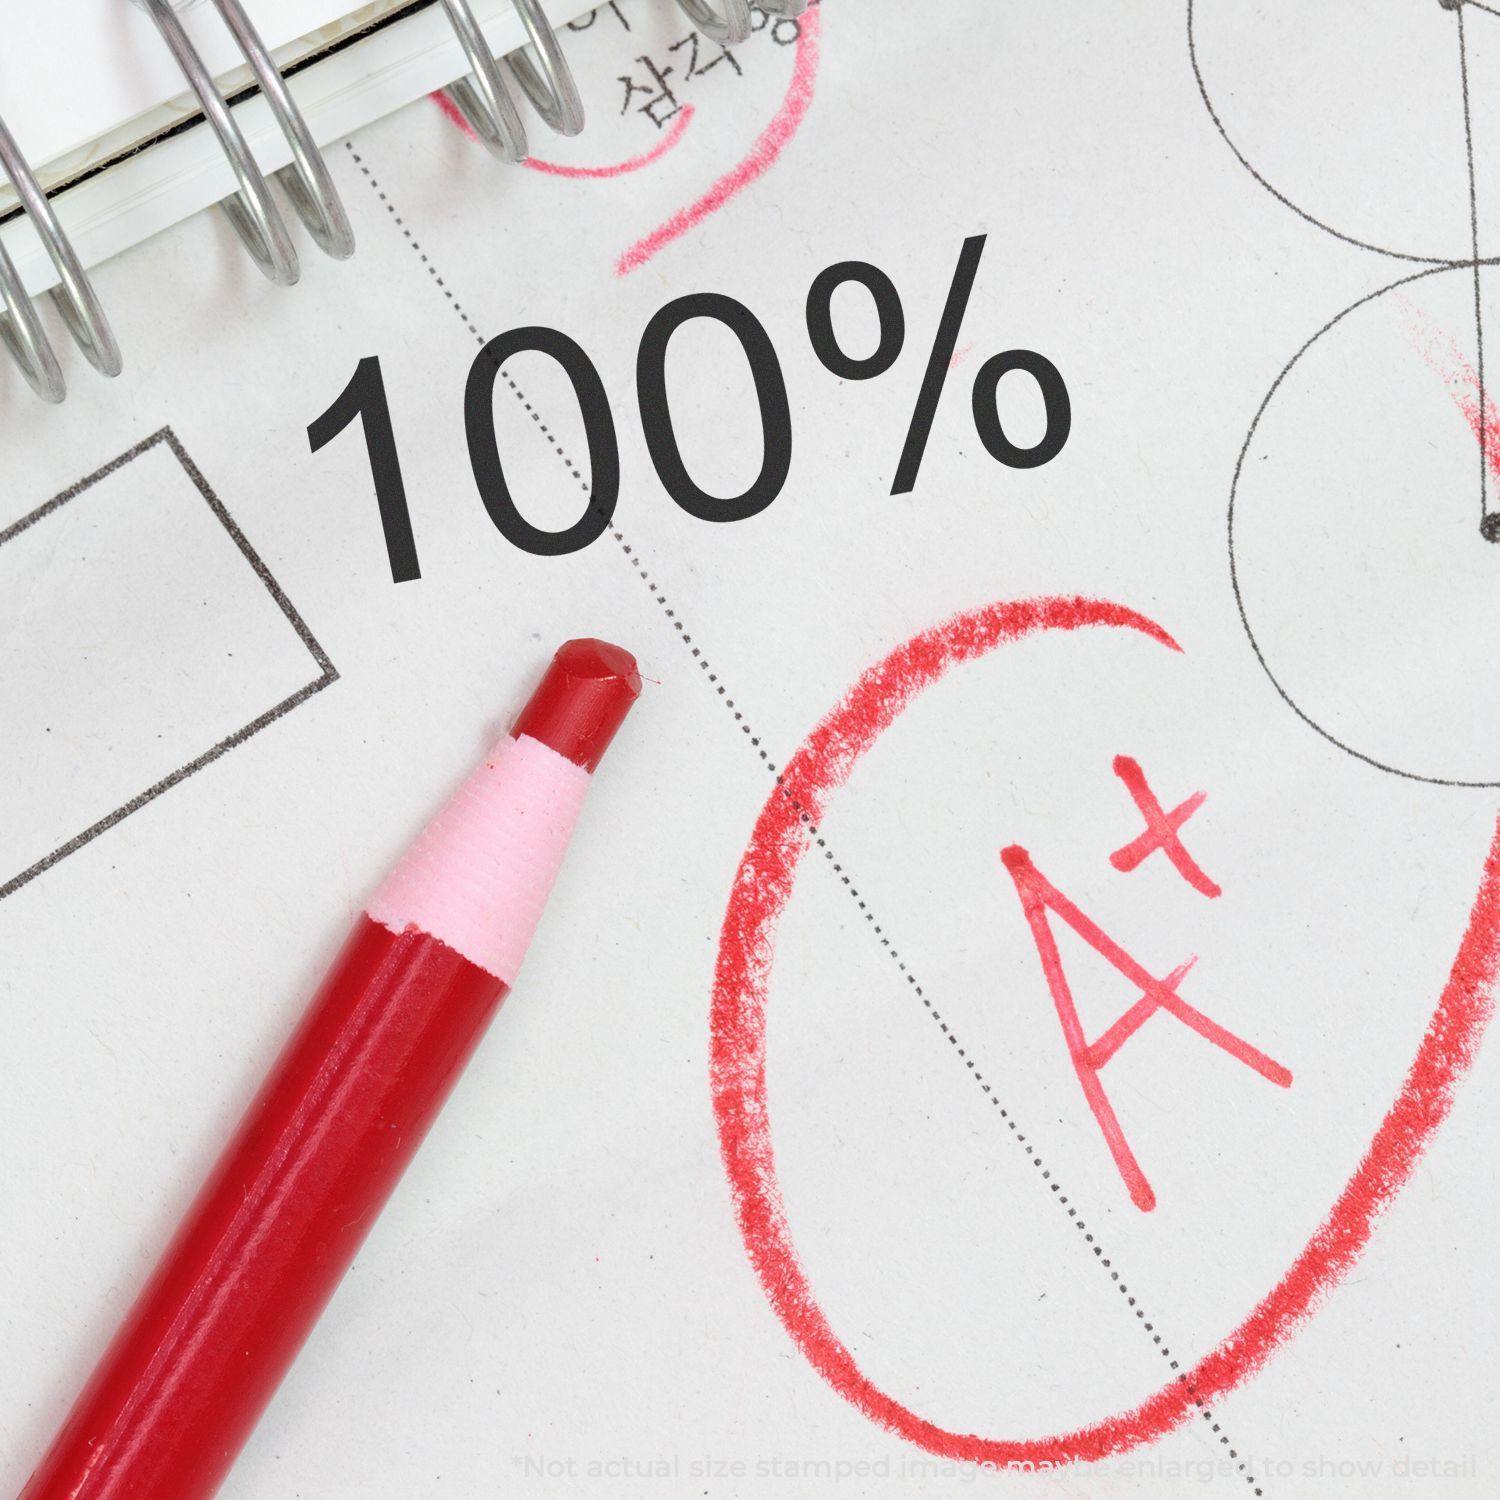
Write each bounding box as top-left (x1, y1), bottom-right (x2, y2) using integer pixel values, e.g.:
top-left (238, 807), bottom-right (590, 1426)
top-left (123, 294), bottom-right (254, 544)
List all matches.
top-left (432, 88), bottom-right (480, 141)
top-left (430, 90), bottom-right (694, 175)
top-left (711, 594), bottom-right (1500, 1466)
top-left (616, 5), bottom-right (822, 276)
top-left (526, 106), bottom-right (694, 177)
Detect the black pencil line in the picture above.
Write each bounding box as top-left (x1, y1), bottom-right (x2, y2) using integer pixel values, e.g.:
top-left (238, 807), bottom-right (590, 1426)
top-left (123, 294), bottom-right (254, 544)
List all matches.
top-left (0, 675), bottom-right (334, 904)
top-left (162, 429), bottom-right (337, 678)
top-left (0, 432), bottom-right (338, 902)
top-left (1459, 4), bottom-right (1489, 522)
top-left (0, 428), bottom-right (169, 545)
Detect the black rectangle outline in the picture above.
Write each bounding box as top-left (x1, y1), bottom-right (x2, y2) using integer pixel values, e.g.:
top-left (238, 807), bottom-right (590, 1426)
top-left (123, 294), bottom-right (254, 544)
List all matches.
top-left (0, 426), bottom-right (338, 902)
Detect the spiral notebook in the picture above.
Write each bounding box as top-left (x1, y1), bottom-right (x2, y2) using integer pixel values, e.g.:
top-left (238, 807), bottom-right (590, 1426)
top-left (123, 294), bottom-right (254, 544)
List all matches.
top-left (4, 2), bottom-right (1500, 1497)
top-left (0, 0), bottom-right (627, 399)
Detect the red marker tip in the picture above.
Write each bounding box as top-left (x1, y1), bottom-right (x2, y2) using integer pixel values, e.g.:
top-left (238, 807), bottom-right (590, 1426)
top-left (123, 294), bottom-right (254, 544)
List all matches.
top-left (511, 638), bottom-right (642, 772)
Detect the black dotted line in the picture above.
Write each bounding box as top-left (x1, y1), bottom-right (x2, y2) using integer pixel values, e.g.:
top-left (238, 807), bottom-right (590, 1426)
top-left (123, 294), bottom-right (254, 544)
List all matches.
top-left (755, 785), bottom-right (1262, 1492)
top-left (346, 142), bottom-right (1263, 1493)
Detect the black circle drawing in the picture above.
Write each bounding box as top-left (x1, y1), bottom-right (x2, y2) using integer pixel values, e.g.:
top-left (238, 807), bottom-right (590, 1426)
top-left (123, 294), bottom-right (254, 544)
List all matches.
top-left (1187, 0), bottom-right (1500, 268)
top-left (1228, 264), bottom-right (1500, 789)
top-left (1196, 0), bottom-right (1500, 786)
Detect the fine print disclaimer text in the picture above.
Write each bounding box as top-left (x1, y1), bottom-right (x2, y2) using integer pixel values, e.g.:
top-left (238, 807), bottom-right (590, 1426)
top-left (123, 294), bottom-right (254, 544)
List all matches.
top-left (511, 1451), bottom-right (1480, 1486)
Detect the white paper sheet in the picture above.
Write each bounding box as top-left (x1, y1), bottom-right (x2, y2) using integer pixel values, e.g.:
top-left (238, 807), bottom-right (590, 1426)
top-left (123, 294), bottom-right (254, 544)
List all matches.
top-left (3, 2), bottom-right (359, 165)
top-left (3, 3), bottom-right (1498, 1496)
top-left (0, 1), bottom-right (600, 297)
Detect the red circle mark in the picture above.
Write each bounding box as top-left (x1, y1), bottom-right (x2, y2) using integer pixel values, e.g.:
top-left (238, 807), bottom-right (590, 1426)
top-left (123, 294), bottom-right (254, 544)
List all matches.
top-left (430, 90), bottom-right (693, 176)
top-left (615, 6), bottom-right (822, 277)
top-left (710, 594), bottom-right (1500, 1464)
top-left (525, 106), bottom-right (695, 179)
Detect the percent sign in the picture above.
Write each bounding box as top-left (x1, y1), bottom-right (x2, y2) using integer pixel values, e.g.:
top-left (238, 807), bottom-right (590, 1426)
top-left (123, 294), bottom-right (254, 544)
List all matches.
top-left (309, 234), bottom-right (1069, 579)
top-left (808, 234), bottom-right (1070, 494)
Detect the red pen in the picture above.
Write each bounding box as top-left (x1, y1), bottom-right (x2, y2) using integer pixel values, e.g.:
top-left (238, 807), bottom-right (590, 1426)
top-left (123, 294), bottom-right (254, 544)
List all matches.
top-left (19, 638), bottom-right (641, 1500)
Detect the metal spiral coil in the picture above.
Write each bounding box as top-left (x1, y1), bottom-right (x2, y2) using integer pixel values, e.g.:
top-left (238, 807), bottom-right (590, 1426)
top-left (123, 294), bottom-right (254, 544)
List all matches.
top-left (137, 0), bottom-right (356, 286)
top-left (5, 0), bottom-right (789, 404)
top-left (440, 0), bottom-right (585, 162)
top-left (0, 112), bottom-right (121, 403)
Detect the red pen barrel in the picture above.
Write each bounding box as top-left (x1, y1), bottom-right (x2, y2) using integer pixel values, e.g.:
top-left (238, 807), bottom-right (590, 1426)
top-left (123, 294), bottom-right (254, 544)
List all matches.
top-left (18, 638), bottom-right (641, 1500)
top-left (20, 918), bottom-right (506, 1500)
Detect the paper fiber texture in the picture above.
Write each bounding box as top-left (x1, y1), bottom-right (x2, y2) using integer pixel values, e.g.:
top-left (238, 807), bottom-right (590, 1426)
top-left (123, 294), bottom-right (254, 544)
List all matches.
top-left (2, 4), bottom-right (1498, 1497)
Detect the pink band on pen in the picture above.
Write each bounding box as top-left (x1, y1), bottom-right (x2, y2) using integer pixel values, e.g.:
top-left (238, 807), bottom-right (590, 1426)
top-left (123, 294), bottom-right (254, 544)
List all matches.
top-left (367, 734), bottom-right (591, 983)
